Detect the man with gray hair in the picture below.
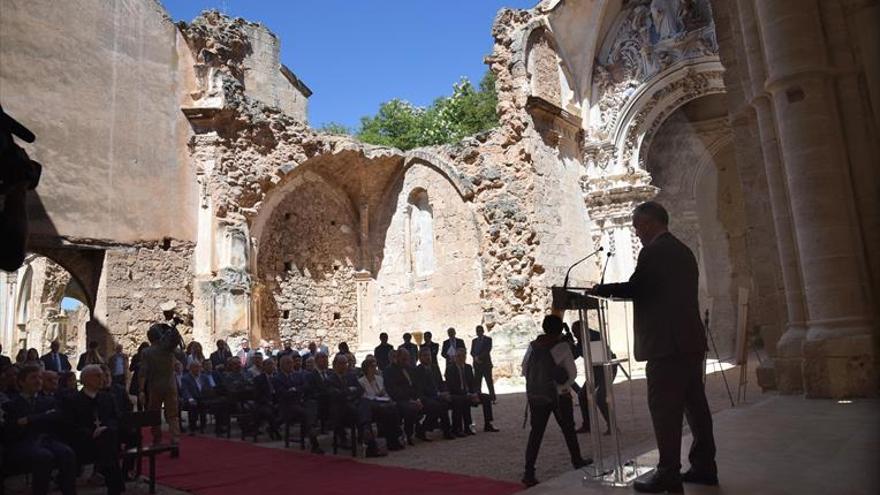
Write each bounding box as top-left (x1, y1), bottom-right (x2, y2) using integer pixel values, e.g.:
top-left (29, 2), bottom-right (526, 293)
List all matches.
top-left (592, 201), bottom-right (717, 492)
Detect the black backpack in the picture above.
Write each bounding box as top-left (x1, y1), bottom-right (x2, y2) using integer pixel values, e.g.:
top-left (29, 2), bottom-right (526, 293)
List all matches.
top-left (525, 342), bottom-right (568, 407)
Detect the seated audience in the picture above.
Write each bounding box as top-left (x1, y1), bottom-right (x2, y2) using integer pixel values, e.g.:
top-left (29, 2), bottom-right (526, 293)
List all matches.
top-left (324, 354), bottom-right (384, 457)
top-left (446, 348), bottom-right (498, 435)
top-left (384, 348), bottom-right (424, 445)
top-left (1, 365), bottom-right (76, 495)
top-left (253, 358), bottom-right (281, 440)
top-left (39, 370), bottom-right (59, 398)
top-left (414, 347), bottom-right (454, 440)
top-left (359, 356), bottom-right (404, 450)
top-left (180, 360), bottom-right (213, 434)
top-left (62, 364), bottom-right (125, 495)
top-left (273, 354), bottom-right (323, 453)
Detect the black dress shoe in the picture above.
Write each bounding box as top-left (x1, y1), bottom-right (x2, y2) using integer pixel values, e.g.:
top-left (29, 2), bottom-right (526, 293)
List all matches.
top-left (682, 468), bottom-right (718, 486)
top-left (415, 431), bottom-right (431, 442)
top-left (484, 424), bottom-right (500, 432)
top-left (633, 469), bottom-right (683, 493)
top-left (521, 475), bottom-right (539, 487)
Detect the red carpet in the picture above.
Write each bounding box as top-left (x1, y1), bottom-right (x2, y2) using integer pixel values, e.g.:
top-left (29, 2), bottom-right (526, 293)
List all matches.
top-left (146, 435), bottom-right (522, 495)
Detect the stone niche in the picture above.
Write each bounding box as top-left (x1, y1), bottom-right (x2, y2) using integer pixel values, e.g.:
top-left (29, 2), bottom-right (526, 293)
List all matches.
top-left (370, 161), bottom-right (483, 349)
top-left (257, 173), bottom-right (360, 349)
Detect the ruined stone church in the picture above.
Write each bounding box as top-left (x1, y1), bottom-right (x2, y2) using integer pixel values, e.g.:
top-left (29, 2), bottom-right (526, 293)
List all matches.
top-left (1, 0), bottom-right (876, 397)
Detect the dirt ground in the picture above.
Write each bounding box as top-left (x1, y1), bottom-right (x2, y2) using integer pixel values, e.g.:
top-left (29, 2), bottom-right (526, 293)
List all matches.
top-left (361, 359), bottom-right (764, 484)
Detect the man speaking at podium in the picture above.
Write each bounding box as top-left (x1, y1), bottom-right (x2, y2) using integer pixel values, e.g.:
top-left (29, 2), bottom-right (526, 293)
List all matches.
top-left (591, 201), bottom-right (717, 493)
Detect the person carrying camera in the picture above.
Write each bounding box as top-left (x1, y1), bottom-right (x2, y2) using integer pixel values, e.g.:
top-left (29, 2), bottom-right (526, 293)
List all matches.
top-left (521, 314), bottom-right (592, 487)
top-left (138, 322), bottom-right (182, 445)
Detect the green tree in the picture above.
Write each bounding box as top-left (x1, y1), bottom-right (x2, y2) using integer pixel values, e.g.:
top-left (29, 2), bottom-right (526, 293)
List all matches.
top-left (318, 122), bottom-right (351, 136)
top-left (356, 70), bottom-right (498, 150)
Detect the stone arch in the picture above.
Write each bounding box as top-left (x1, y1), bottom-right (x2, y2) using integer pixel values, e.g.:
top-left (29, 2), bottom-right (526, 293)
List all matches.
top-left (402, 151), bottom-right (474, 201)
top-left (251, 168), bottom-right (362, 347)
top-left (643, 96), bottom-right (748, 355)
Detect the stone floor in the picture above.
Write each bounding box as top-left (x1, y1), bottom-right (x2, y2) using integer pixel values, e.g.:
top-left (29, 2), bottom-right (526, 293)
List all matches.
top-left (520, 395), bottom-right (880, 494)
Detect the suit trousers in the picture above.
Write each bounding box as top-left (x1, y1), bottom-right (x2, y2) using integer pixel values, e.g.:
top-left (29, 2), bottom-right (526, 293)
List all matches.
top-left (474, 363), bottom-right (496, 399)
top-left (7, 438), bottom-right (77, 495)
top-left (524, 394), bottom-right (583, 475)
top-left (147, 386), bottom-right (181, 443)
top-left (646, 353), bottom-right (716, 473)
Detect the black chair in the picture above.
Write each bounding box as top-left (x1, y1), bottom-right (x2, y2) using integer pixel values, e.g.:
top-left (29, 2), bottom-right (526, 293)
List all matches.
top-left (282, 417), bottom-right (307, 450)
top-left (120, 410), bottom-right (179, 494)
top-left (226, 389), bottom-right (259, 441)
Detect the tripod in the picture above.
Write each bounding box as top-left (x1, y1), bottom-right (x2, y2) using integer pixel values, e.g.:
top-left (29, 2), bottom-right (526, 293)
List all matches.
top-left (704, 309), bottom-right (735, 408)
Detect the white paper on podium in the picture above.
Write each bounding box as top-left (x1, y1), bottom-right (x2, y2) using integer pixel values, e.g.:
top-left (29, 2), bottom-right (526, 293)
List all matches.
top-left (587, 341), bottom-right (608, 363)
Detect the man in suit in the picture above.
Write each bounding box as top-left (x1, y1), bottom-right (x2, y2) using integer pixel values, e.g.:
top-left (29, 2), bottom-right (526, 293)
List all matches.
top-left (180, 360), bottom-right (211, 434)
top-left (253, 358), bottom-right (281, 440)
top-left (2, 365), bottom-right (76, 495)
top-left (592, 201), bottom-right (717, 492)
top-left (209, 339), bottom-right (232, 370)
top-left (446, 347), bottom-right (498, 434)
top-left (107, 344), bottom-right (128, 387)
top-left (400, 333), bottom-right (419, 364)
top-left (40, 340), bottom-right (72, 373)
top-left (374, 332), bottom-right (394, 371)
top-left (420, 331), bottom-right (440, 367)
top-left (441, 327), bottom-right (465, 366)
top-left (62, 364), bottom-right (126, 495)
top-left (470, 325), bottom-right (496, 401)
top-left (0, 343), bottom-right (13, 371)
top-left (413, 347), bottom-right (454, 440)
top-left (274, 353), bottom-right (323, 453)
top-left (324, 354), bottom-right (384, 457)
top-left (384, 347), bottom-right (423, 444)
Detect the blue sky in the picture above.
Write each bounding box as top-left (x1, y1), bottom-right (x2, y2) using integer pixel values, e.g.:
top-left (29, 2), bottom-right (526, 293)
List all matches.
top-left (160, 0), bottom-right (537, 130)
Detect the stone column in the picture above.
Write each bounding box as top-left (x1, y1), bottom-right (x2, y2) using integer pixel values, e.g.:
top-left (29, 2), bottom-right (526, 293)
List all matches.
top-left (735, 0), bottom-right (809, 393)
top-left (755, 0), bottom-right (876, 397)
top-left (354, 270), bottom-right (373, 353)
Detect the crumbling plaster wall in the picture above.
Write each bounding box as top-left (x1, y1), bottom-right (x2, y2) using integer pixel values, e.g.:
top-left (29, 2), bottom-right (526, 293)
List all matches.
top-left (256, 173), bottom-right (360, 349)
top-left (0, 0), bottom-right (199, 243)
top-left (370, 161), bottom-right (484, 348)
top-left (95, 242), bottom-right (194, 354)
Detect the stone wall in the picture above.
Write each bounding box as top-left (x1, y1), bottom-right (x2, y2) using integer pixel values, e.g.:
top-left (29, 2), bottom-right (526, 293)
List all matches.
top-left (0, 0), bottom-right (199, 243)
top-left (256, 173), bottom-right (360, 349)
top-left (98, 241), bottom-right (194, 354)
top-left (370, 162), bottom-right (484, 348)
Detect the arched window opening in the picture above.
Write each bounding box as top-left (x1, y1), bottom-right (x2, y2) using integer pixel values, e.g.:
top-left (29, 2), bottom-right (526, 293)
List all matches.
top-left (408, 189), bottom-right (435, 277)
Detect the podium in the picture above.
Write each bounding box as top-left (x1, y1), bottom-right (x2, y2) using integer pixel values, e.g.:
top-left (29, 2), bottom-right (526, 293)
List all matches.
top-left (551, 286), bottom-right (651, 487)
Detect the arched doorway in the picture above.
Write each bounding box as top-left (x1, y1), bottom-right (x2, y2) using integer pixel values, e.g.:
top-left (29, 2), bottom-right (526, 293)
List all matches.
top-left (644, 95), bottom-right (750, 354)
top-left (0, 254), bottom-right (92, 359)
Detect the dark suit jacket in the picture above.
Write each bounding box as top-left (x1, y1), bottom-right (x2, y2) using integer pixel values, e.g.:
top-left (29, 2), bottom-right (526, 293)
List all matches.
top-left (384, 364), bottom-right (420, 401)
top-left (62, 390), bottom-right (120, 441)
top-left (180, 373), bottom-right (213, 403)
top-left (445, 363), bottom-right (477, 396)
top-left (2, 393), bottom-right (63, 444)
top-left (209, 349), bottom-right (232, 369)
top-left (470, 336), bottom-right (493, 367)
top-left (374, 343), bottom-right (393, 370)
top-left (40, 352), bottom-right (72, 372)
top-left (324, 371), bottom-right (363, 406)
top-left (0, 354), bottom-right (12, 371)
top-left (253, 373), bottom-right (278, 405)
top-left (441, 338), bottom-right (466, 362)
top-left (414, 363), bottom-right (446, 399)
top-left (419, 342), bottom-right (440, 363)
top-left (595, 232), bottom-right (706, 361)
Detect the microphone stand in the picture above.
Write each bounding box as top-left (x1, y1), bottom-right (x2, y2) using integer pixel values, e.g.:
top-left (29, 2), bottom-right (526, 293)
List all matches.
top-left (599, 251), bottom-right (614, 285)
top-left (563, 247), bottom-right (604, 289)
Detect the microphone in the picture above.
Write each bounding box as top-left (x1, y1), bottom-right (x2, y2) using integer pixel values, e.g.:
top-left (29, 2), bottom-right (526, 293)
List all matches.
top-left (600, 251), bottom-right (614, 285)
top-left (563, 247), bottom-right (604, 288)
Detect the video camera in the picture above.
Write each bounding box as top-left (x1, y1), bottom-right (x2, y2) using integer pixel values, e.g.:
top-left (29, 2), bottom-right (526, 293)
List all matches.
top-left (0, 105), bottom-right (42, 194)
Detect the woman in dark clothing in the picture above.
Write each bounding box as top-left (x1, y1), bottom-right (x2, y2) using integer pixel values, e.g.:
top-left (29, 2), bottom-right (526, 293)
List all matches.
top-left (128, 342), bottom-right (150, 410)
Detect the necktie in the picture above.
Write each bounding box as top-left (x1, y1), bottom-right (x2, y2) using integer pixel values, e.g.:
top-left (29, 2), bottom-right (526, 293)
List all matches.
top-left (459, 365), bottom-right (465, 390)
top-left (54, 353), bottom-right (61, 370)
